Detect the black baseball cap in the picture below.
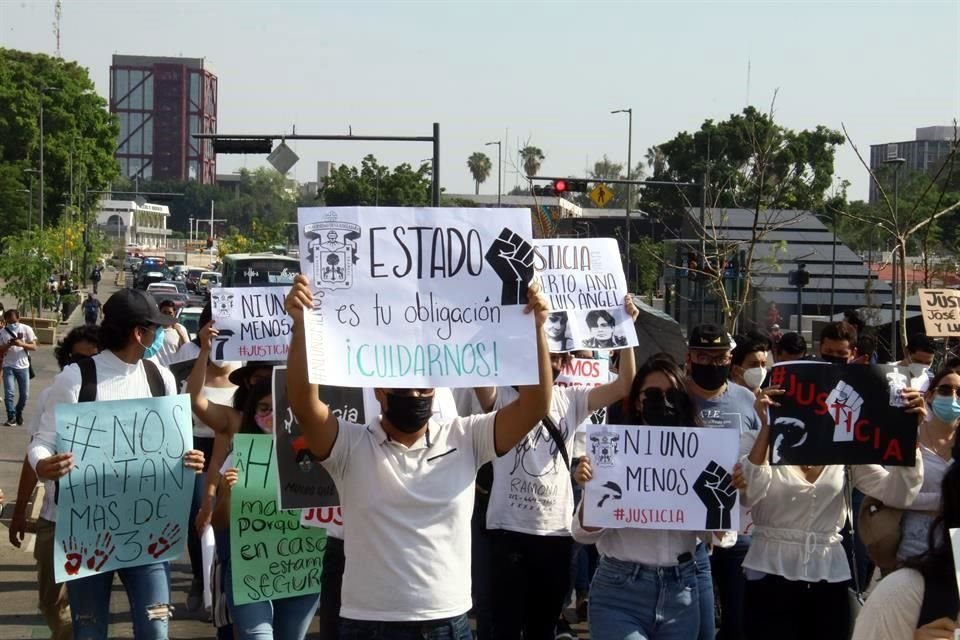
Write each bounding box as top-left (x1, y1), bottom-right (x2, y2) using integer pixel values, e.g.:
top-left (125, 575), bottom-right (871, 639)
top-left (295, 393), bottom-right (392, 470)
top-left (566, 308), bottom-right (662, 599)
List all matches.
top-left (228, 361), bottom-right (282, 387)
top-left (103, 289), bottom-right (176, 328)
top-left (688, 323), bottom-right (733, 350)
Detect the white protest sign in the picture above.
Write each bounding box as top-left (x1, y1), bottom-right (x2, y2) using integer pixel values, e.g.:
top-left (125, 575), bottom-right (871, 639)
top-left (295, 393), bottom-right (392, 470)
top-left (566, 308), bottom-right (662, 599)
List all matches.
top-left (533, 238), bottom-right (637, 352)
top-left (583, 424), bottom-right (740, 531)
top-left (209, 287), bottom-right (292, 361)
top-left (297, 207), bottom-right (538, 388)
top-left (555, 357), bottom-right (610, 388)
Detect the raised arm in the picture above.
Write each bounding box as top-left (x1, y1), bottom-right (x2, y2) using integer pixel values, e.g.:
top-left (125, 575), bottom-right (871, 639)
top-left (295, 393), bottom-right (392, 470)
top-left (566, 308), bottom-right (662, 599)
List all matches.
top-left (285, 275), bottom-right (338, 461)
top-left (493, 284), bottom-right (552, 456)
top-left (474, 386), bottom-right (497, 413)
top-left (587, 295), bottom-right (638, 412)
top-left (187, 323), bottom-right (237, 434)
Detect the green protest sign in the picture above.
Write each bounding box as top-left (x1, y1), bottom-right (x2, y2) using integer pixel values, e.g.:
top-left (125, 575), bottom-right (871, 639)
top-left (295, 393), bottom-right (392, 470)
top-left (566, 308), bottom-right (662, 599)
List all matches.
top-left (230, 433), bottom-right (326, 605)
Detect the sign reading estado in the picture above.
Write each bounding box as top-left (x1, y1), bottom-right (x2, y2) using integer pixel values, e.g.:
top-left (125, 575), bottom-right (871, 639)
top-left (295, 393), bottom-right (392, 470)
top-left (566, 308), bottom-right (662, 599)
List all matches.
top-left (209, 287), bottom-right (292, 361)
top-left (230, 434), bottom-right (326, 605)
top-left (296, 207), bottom-right (538, 388)
top-left (54, 394), bottom-right (193, 582)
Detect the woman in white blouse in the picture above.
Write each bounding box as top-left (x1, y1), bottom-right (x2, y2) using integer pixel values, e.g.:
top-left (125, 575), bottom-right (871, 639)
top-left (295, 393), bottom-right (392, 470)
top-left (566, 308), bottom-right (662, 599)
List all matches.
top-left (739, 378), bottom-right (926, 640)
top-left (897, 367), bottom-right (960, 563)
top-left (574, 357), bottom-right (735, 640)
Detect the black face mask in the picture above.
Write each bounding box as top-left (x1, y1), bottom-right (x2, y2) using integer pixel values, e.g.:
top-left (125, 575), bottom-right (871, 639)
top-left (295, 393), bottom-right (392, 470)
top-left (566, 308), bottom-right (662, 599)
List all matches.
top-left (639, 388), bottom-right (681, 426)
top-left (690, 362), bottom-right (729, 391)
top-left (385, 393), bottom-right (434, 434)
top-left (821, 355), bottom-right (849, 366)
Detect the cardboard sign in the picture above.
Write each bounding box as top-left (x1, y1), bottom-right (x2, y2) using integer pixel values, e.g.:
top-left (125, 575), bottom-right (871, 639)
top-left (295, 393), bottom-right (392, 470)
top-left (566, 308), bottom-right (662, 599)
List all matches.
top-left (918, 289), bottom-right (960, 337)
top-left (209, 287), bottom-right (292, 361)
top-left (230, 434), bottom-right (326, 605)
top-left (582, 424), bottom-right (740, 531)
top-left (533, 238), bottom-right (637, 353)
top-left (54, 395), bottom-right (193, 582)
top-left (273, 366), bottom-right (377, 510)
top-left (767, 362), bottom-right (918, 466)
top-left (296, 207), bottom-right (538, 388)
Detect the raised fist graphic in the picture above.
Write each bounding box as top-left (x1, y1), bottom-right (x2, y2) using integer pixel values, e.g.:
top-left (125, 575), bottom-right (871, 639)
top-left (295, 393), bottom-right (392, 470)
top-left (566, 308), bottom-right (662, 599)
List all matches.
top-left (484, 228), bottom-right (535, 306)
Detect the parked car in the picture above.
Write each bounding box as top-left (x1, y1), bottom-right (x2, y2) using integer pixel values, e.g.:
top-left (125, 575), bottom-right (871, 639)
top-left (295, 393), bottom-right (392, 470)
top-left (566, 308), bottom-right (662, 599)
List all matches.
top-left (178, 305), bottom-right (204, 341)
top-left (170, 265), bottom-right (190, 281)
top-left (185, 268), bottom-right (205, 292)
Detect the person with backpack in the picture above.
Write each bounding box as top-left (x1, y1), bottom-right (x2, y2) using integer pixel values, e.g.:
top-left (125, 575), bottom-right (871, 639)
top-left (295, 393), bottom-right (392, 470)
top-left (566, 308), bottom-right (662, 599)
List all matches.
top-left (90, 266), bottom-right (102, 294)
top-left (474, 296), bottom-right (638, 640)
top-left (27, 288), bottom-right (206, 639)
top-left (852, 437), bottom-right (960, 639)
top-left (0, 308), bottom-right (37, 426)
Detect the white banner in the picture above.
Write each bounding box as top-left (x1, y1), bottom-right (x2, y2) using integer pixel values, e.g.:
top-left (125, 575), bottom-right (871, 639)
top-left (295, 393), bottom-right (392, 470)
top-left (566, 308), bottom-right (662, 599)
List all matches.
top-left (301, 506), bottom-right (344, 538)
top-left (209, 287), bottom-right (292, 361)
top-left (583, 424), bottom-right (740, 531)
top-left (297, 207), bottom-right (538, 388)
top-left (533, 238), bottom-right (637, 352)
top-left (555, 357), bottom-right (610, 388)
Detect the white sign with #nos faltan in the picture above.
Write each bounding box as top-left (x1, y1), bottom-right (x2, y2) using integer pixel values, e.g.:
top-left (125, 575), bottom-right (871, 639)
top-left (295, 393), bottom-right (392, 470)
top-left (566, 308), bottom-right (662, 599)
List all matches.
top-left (583, 424), bottom-right (740, 531)
top-left (209, 287), bottom-right (292, 361)
top-left (296, 207), bottom-right (539, 388)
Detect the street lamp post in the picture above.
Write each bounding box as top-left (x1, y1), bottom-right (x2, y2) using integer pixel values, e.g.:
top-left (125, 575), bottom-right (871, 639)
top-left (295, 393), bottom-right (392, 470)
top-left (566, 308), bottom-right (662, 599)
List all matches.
top-left (17, 189), bottom-right (31, 228)
top-left (612, 109), bottom-right (633, 287)
top-left (38, 86), bottom-right (60, 234)
top-left (883, 155), bottom-right (906, 359)
top-left (485, 141), bottom-right (502, 207)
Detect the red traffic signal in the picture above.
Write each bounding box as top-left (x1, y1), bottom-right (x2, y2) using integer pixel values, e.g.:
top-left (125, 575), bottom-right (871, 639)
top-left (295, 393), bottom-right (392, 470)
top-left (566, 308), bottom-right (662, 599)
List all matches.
top-left (552, 179), bottom-right (568, 193)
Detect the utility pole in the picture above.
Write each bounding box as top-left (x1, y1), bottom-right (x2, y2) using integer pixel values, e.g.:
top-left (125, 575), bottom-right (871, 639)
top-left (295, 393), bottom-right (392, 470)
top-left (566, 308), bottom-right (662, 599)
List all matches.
top-left (612, 109), bottom-right (633, 286)
top-left (485, 140), bottom-right (502, 207)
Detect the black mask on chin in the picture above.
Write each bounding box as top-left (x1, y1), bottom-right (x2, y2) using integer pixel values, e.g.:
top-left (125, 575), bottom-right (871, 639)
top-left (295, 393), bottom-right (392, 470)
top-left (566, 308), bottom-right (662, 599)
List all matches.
top-left (821, 355), bottom-right (849, 366)
top-left (385, 393), bottom-right (434, 433)
top-left (690, 362), bottom-right (729, 391)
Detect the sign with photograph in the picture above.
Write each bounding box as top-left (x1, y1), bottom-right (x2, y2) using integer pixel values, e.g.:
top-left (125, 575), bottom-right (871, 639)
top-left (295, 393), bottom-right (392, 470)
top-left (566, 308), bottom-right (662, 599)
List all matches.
top-left (297, 207), bottom-right (538, 388)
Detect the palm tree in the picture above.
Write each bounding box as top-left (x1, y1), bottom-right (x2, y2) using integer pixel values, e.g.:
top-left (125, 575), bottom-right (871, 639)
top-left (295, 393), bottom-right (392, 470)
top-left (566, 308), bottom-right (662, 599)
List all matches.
top-left (466, 152), bottom-right (492, 195)
top-left (520, 146), bottom-right (545, 178)
top-left (645, 145), bottom-right (667, 176)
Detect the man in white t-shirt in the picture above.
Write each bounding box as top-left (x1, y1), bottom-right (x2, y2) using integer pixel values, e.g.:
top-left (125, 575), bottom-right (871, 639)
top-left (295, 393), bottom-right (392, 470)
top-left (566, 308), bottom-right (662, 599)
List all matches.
top-left (284, 275), bottom-right (552, 637)
top-left (474, 296), bottom-right (637, 640)
top-left (0, 308), bottom-right (37, 426)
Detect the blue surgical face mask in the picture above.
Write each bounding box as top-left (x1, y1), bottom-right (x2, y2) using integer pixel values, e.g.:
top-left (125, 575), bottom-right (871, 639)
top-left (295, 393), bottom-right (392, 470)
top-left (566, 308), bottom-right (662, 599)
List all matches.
top-left (7, 322), bottom-right (18, 332)
top-left (931, 396), bottom-right (960, 423)
top-left (141, 326), bottom-right (165, 359)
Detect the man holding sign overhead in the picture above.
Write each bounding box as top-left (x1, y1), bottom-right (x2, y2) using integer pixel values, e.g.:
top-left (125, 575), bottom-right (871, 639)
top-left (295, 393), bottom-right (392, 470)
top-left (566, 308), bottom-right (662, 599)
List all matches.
top-left (285, 267), bottom-right (552, 637)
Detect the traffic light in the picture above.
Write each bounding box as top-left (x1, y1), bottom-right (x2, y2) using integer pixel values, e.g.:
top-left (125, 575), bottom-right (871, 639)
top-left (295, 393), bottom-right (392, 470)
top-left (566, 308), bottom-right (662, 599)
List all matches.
top-left (788, 264), bottom-right (809, 287)
top-left (551, 179), bottom-right (589, 194)
top-left (212, 138), bottom-right (273, 154)
top-left (532, 185), bottom-right (556, 196)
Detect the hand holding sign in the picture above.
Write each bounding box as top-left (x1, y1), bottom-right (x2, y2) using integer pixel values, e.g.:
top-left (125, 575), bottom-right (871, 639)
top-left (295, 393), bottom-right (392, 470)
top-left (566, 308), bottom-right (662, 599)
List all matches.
top-left (693, 461), bottom-right (737, 530)
top-left (826, 381), bottom-right (864, 442)
top-left (485, 228), bottom-right (535, 305)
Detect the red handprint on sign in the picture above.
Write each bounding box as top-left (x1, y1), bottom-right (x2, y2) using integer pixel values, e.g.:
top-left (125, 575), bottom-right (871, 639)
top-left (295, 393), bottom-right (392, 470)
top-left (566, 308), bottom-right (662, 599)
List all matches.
top-left (147, 523), bottom-right (182, 559)
top-left (62, 536), bottom-right (86, 576)
top-left (85, 532), bottom-right (116, 572)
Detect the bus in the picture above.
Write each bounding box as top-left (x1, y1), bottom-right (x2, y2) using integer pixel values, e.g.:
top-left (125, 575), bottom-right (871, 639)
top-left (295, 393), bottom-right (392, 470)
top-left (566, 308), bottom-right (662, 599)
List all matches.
top-left (221, 252), bottom-right (300, 288)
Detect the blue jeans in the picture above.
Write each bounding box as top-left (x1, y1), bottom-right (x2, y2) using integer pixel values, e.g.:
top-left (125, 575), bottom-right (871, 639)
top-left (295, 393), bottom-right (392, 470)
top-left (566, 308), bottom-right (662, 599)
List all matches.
top-left (66, 561), bottom-right (171, 640)
top-left (470, 495), bottom-right (493, 640)
top-left (588, 556), bottom-right (700, 640)
top-left (223, 545), bottom-right (320, 639)
top-left (695, 542), bottom-right (715, 640)
top-left (3, 365), bottom-right (28, 419)
top-left (339, 614), bottom-right (473, 640)
top-left (710, 535), bottom-right (750, 640)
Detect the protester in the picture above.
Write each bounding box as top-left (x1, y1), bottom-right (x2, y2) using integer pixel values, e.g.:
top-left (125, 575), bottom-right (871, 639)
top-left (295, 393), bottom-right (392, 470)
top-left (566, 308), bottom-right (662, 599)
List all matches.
top-left (90, 265), bottom-right (102, 294)
top-left (684, 323), bottom-right (762, 640)
top-left (28, 287), bottom-right (206, 639)
top-left (897, 333), bottom-right (938, 392)
top-left (156, 300), bottom-right (190, 362)
top-left (82, 293), bottom-right (102, 326)
top-left (895, 366), bottom-right (960, 563)
top-left (738, 346), bottom-right (927, 640)
top-left (213, 380), bottom-right (321, 639)
top-left (730, 332), bottom-right (772, 392)
top-left (774, 331), bottom-right (807, 362)
top-left (473, 297), bottom-right (637, 640)
top-left (8, 325), bottom-right (100, 640)
top-left (284, 274), bottom-right (552, 638)
top-left (852, 440), bottom-right (960, 640)
top-left (0, 308), bottom-right (37, 426)
top-left (574, 355), bottom-right (738, 639)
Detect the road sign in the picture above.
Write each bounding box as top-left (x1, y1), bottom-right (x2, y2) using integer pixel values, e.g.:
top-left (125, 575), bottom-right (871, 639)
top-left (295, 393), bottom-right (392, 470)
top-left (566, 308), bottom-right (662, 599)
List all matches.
top-left (590, 183), bottom-right (614, 208)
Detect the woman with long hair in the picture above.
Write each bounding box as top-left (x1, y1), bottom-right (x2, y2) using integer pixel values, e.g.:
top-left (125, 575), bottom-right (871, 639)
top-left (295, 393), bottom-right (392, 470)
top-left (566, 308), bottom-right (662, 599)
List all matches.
top-left (574, 356), bottom-right (729, 639)
top-left (213, 381), bottom-right (321, 639)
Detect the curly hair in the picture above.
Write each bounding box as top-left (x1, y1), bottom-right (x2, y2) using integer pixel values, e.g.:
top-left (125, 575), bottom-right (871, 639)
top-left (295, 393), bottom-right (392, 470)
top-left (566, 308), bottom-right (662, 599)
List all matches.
top-left (53, 325), bottom-right (101, 370)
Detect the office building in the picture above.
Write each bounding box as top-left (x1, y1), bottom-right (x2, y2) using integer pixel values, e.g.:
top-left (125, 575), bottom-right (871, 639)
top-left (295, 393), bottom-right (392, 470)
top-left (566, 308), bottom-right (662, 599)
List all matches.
top-left (869, 127), bottom-right (955, 202)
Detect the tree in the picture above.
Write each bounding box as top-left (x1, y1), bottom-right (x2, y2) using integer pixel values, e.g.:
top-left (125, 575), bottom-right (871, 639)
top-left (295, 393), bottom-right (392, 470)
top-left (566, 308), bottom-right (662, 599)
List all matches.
top-left (576, 155), bottom-right (646, 209)
top-left (466, 152), bottom-right (492, 195)
top-left (646, 100), bottom-right (845, 333)
top-left (519, 146), bottom-right (545, 178)
top-left (321, 155), bottom-right (432, 206)
top-left (0, 48), bottom-right (119, 237)
top-left (217, 218), bottom-right (289, 257)
top-left (631, 236), bottom-right (663, 301)
top-left (645, 145), bottom-right (666, 177)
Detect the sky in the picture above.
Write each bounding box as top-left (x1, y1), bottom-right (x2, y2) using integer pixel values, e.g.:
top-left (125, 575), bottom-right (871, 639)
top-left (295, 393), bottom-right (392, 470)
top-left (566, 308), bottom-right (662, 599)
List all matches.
top-left (1, 0), bottom-right (958, 202)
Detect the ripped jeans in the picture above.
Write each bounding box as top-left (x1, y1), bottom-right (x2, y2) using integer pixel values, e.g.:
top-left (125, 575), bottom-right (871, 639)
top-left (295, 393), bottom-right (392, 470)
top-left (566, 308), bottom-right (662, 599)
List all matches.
top-left (66, 561), bottom-right (171, 639)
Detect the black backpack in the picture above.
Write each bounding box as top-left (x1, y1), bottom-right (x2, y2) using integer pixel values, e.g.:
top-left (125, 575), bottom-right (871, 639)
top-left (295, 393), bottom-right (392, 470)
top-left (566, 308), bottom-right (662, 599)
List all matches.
top-left (55, 357), bottom-right (166, 503)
